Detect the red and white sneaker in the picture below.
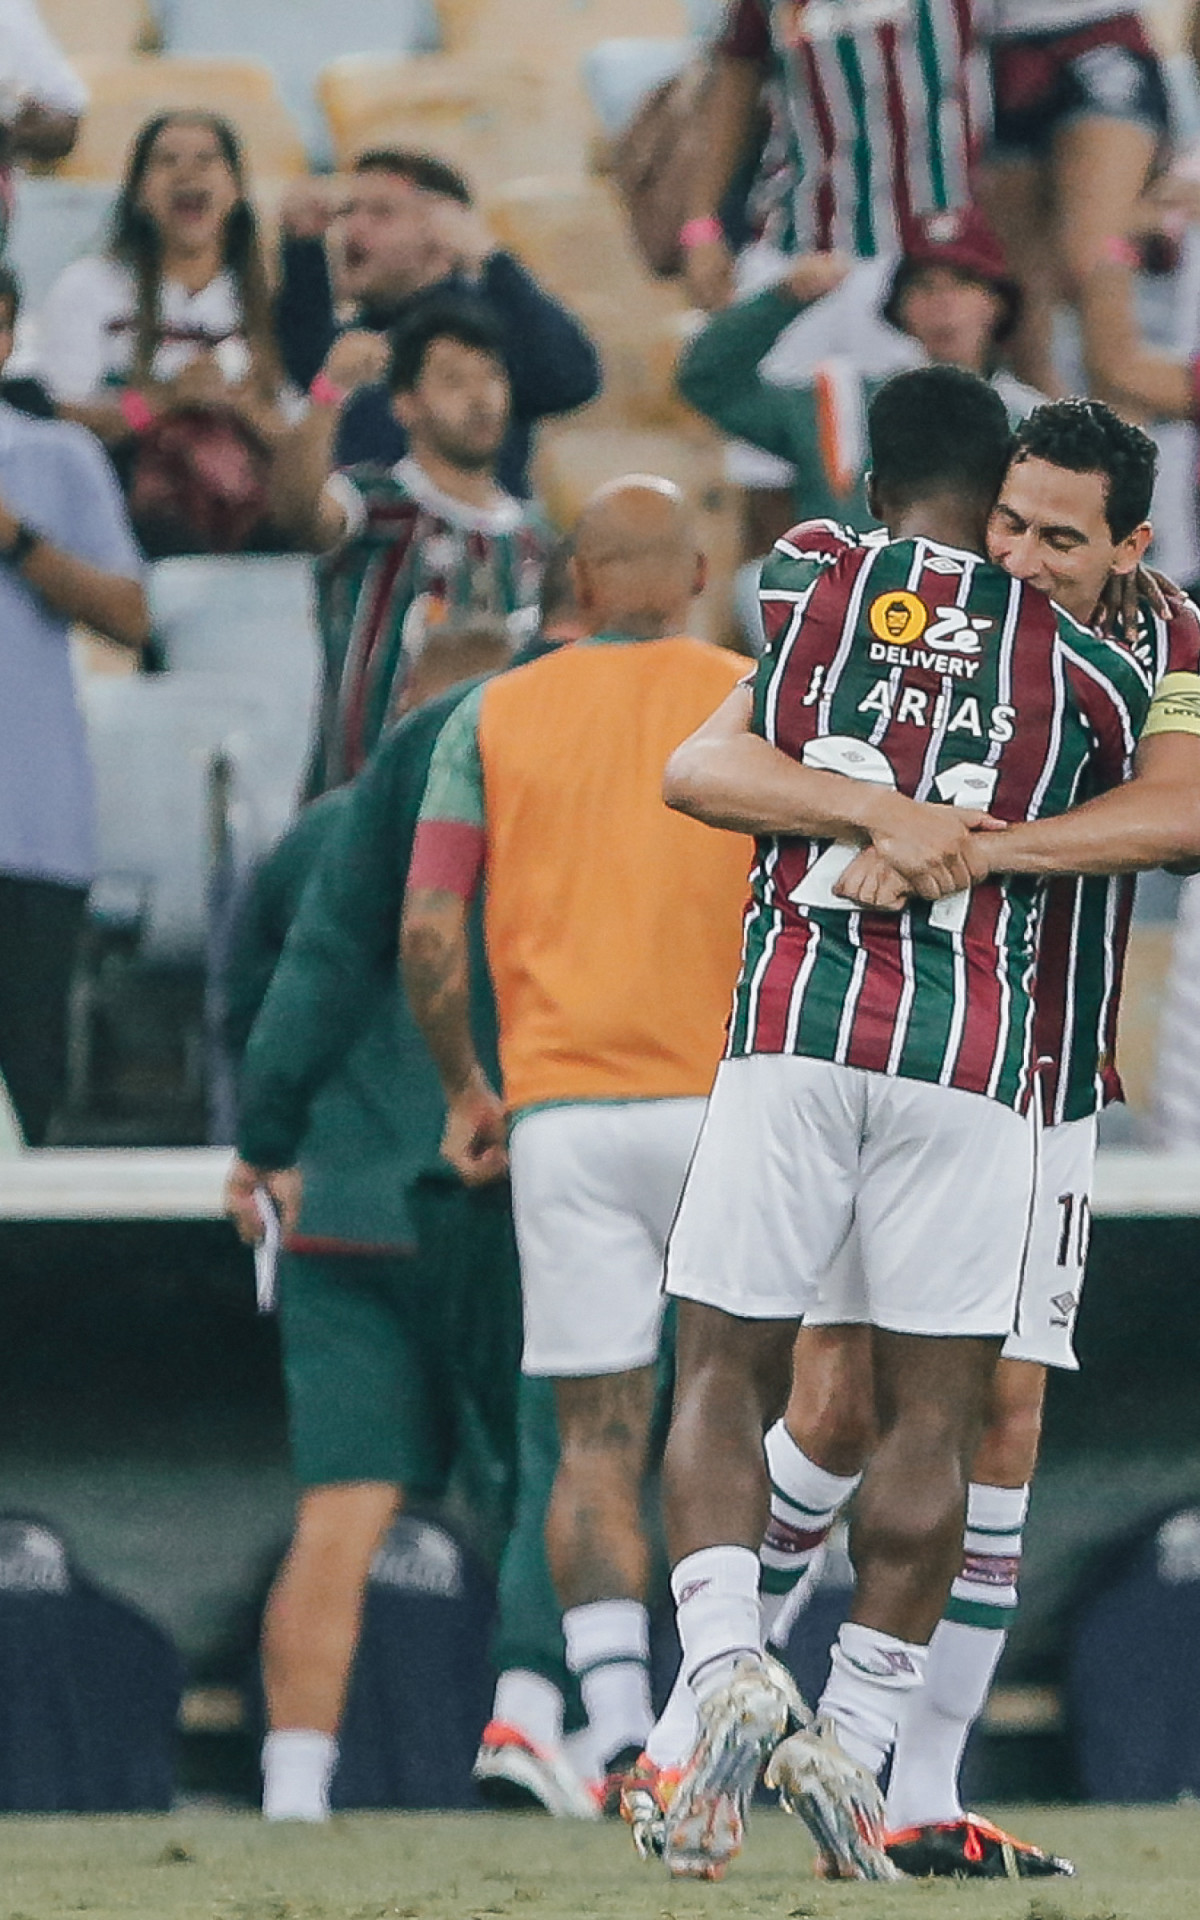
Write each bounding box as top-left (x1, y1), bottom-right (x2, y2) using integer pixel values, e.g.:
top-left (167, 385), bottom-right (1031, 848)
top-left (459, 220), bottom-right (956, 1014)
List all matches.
top-left (885, 1813), bottom-right (1075, 1879)
top-left (619, 1752), bottom-right (684, 1860)
top-left (472, 1720), bottom-right (600, 1819)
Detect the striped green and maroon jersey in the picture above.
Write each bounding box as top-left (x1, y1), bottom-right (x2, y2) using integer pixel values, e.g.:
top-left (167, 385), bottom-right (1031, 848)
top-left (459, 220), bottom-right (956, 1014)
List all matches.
top-left (312, 457), bottom-right (546, 793)
top-left (731, 520), bottom-right (1152, 1111)
top-left (1035, 597), bottom-right (1200, 1125)
top-left (722, 0), bottom-right (989, 258)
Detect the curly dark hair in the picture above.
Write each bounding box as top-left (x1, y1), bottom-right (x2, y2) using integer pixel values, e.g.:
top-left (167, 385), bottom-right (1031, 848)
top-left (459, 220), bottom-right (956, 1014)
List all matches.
top-left (1012, 399), bottom-right (1156, 542)
top-left (387, 295), bottom-right (506, 394)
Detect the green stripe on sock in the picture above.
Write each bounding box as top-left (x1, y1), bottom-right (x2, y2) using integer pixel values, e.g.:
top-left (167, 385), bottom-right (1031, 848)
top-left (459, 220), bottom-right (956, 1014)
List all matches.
top-left (760, 1565), bottom-right (805, 1596)
top-left (945, 1595), bottom-right (1016, 1632)
top-left (768, 1476), bottom-right (830, 1519)
top-left (573, 1652), bottom-right (649, 1678)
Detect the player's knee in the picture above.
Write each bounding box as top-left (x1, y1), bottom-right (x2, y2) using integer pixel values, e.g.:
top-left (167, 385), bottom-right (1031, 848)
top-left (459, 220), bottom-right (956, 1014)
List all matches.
top-left (291, 1483), bottom-right (400, 1564)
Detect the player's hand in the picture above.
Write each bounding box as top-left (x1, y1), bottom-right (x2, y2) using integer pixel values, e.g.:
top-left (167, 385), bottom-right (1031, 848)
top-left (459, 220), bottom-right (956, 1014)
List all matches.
top-left (430, 197), bottom-right (497, 277)
top-left (224, 1157), bottom-right (303, 1243)
top-left (1095, 564), bottom-right (1185, 641)
top-left (321, 328), bottom-right (390, 394)
top-left (684, 235), bottom-right (735, 310)
top-left (442, 1073), bottom-right (509, 1186)
top-left (786, 250), bottom-right (853, 306)
top-left (833, 847), bottom-right (912, 911)
top-left (279, 174), bottom-right (350, 238)
top-left (865, 792), bottom-right (1006, 899)
top-left (164, 351), bottom-right (229, 410)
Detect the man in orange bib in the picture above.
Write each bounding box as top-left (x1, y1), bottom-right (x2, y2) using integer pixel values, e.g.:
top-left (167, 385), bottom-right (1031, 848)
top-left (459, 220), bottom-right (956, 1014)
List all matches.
top-left (402, 477), bottom-right (751, 1802)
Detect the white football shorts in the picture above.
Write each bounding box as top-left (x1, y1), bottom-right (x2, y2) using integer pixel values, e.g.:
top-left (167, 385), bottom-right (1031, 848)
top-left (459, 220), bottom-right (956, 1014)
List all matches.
top-left (665, 1054), bottom-right (1036, 1339)
top-left (805, 1110), bottom-right (1095, 1370)
top-left (509, 1097), bottom-right (707, 1377)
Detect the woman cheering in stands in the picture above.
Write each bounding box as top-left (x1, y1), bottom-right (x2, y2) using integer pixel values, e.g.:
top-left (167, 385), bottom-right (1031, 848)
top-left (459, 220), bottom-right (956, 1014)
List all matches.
top-left (37, 110), bottom-right (295, 555)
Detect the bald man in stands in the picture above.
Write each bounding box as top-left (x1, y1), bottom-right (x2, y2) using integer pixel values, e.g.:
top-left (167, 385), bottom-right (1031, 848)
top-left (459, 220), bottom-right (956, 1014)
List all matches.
top-left (403, 480), bottom-right (751, 1803)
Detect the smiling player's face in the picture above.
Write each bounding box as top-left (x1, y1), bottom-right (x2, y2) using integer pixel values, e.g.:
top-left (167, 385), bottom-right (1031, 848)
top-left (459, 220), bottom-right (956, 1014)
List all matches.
top-left (986, 454), bottom-right (1144, 627)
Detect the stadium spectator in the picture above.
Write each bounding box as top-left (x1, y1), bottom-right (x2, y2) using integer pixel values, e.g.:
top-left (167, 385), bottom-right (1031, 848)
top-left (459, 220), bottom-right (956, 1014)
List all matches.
top-left (273, 297), bottom-right (547, 795)
top-left (273, 150), bottom-right (601, 498)
top-left (0, 261), bottom-right (148, 1145)
top-left (36, 112), bottom-right (298, 556)
top-left (0, 0), bottom-right (86, 229)
top-left (678, 209), bottom-right (1042, 538)
top-left (223, 614), bottom-right (518, 1823)
top-left (402, 478), bottom-right (752, 1809)
top-left (673, 0), bottom-right (987, 556)
top-left (980, 0), bottom-right (1172, 397)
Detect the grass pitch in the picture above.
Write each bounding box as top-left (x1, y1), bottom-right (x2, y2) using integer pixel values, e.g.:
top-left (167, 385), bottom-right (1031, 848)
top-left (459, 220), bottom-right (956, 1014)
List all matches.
top-left (0, 1805), bottom-right (1194, 1920)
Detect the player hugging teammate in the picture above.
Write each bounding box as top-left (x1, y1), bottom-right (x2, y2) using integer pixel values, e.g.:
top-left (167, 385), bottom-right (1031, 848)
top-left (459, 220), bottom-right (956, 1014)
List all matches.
top-left (635, 368), bottom-right (1200, 1883)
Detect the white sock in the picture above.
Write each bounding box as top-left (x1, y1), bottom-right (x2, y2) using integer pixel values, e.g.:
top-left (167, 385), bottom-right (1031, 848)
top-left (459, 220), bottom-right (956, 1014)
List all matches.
top-left (644, 1657), bottom-right (699, 1769)
top-left (492, 1668), bottom-right (565, 1752)
top-left (760, 1422), bottom-right (861, 1643)
top-left (885, 1481), bottom-right (1028, 1831)
top-left (562, 1599), bottom-right (652, 1771)
top-left (671, 1545), bottom-right (761, 1704)
top-left (261, 1728), bottom-right (337, 1822)
top-left (819, 1622), bottom-right (929, 1776)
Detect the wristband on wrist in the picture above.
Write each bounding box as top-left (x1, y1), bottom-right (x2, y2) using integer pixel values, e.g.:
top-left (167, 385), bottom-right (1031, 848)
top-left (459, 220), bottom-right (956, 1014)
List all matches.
top-left (308, 372), bottom-right (348, 408)
top-left (679, 217), bottom-right (724, 250)
top-left (118, 388), bottom-right (154, 435)
top-left (2, 521), bottom-right (39, 568)
top-left (1100, 233), bottom-right (1141, 270)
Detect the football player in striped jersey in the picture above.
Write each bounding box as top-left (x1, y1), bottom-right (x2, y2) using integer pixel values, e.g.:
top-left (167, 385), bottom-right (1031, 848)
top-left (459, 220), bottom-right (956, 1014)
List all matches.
top-left (647, 396), bottom-right (1200, 1882)
top-left (651, 370), bottom-right (1159, 1882)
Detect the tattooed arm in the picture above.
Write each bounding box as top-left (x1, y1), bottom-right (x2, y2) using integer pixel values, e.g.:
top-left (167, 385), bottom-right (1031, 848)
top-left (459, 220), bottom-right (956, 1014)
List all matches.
top-left (402, 887), bottom-right (507, 1187)
top-left (403, 687), bottom-right (507, 1183)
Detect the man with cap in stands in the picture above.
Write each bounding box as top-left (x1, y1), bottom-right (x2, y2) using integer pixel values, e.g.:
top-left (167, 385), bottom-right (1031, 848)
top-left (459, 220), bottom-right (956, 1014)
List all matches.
top-left (678, 208), bottom-right (1044, 546)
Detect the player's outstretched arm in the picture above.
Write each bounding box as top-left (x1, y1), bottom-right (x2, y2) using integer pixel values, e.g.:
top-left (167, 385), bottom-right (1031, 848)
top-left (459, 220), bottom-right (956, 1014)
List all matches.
top-left (979, 730), bottom-right (1200, 878)
top-left (665, 684), bottom-right (1002, 896)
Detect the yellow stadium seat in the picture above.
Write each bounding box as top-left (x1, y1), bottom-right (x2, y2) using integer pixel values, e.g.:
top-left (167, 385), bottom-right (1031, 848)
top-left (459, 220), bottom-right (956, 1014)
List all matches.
top-left (565, 296), bottom-right (699, 430)
top-left (485, 175), bottom-right (682, 314)
top-left (439, 0), bottom-right (692, 58)
top-left (60, 57), bottom-right (307, 182)
top-left (38, 0), bottom-right (157, 59)
top-left (534, 423), bottom-right (742, 646)
top-left (318, 53), bottom-right (567, 183)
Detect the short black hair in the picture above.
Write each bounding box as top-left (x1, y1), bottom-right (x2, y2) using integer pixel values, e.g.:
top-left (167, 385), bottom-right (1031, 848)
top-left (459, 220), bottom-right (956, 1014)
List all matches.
top-left (0, 262), bottom-right (21, 324)
top-left (387, 296), bottom-right (507, 394)
top-left (353, 147), bottom-right (472, 206)
top-left (867, 366), bottom-right (1013, 513)
top-left (1012, 398), bottom-right (1156, 542)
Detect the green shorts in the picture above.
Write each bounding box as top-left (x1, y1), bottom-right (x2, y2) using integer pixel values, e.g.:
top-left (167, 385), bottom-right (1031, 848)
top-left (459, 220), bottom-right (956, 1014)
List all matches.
top-left (278, 1177), bottom-right (523, 1496)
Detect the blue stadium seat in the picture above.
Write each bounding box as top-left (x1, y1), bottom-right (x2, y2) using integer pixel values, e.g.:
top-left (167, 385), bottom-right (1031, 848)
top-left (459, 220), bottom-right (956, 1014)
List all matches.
top-left (582, 36), bottom-right (691, 135)
top-left (1068, 1506), bottom-right (1200, 1800)
top-left (81, 555), bottom-right (321, 960)
top-left (155, 0), bottom-right (440, 163)
top-left (0, 1516), bottom-right (183, 1812)
top-left (8, 179), bottom-right (115, 316)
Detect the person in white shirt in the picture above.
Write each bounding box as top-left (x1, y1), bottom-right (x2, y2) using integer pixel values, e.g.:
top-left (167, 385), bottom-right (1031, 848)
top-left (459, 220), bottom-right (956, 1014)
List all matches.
top-left (36, 109), bottom-right (294, 546)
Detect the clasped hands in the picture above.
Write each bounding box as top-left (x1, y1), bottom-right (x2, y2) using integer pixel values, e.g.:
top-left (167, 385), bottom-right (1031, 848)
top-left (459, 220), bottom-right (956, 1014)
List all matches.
top-left (834, 790), bottom-right (1008, 913)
